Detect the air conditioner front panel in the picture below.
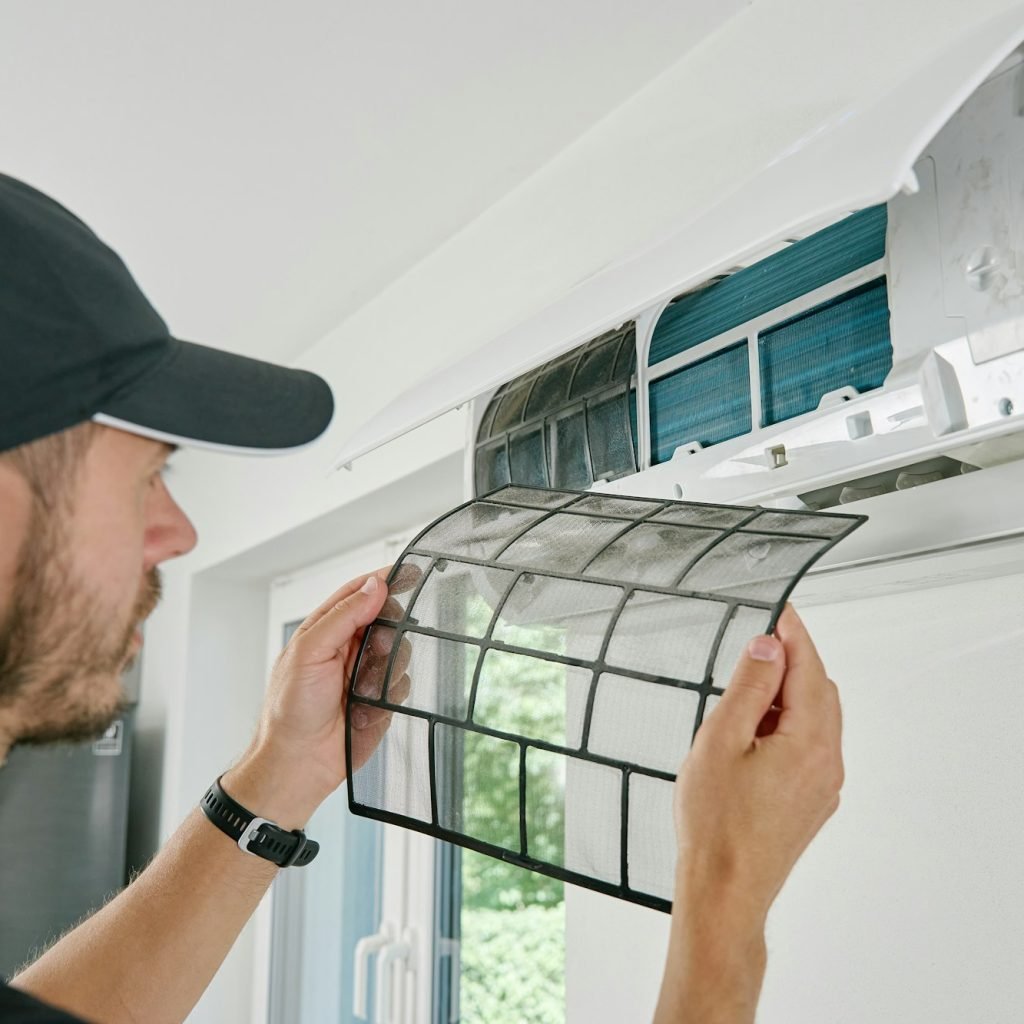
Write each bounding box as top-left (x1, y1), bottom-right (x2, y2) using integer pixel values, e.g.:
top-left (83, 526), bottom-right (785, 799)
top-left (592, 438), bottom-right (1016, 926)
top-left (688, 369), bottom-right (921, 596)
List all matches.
top-left (333, 11), bottom-right (1024, 471)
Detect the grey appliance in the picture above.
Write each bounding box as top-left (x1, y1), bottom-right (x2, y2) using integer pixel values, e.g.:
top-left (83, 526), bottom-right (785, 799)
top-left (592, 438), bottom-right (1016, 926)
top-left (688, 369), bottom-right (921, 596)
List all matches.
top-left (0, 662), bottom-right (137, 979)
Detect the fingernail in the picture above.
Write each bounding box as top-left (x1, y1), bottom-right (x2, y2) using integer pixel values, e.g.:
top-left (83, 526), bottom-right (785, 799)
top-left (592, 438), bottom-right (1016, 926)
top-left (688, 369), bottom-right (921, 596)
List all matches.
top-left (360, 576), bottom-right (379, 596)
top-left (749, 635), bottom-right (779, 662)
top-left (352, 708), bottom-right (369, 729)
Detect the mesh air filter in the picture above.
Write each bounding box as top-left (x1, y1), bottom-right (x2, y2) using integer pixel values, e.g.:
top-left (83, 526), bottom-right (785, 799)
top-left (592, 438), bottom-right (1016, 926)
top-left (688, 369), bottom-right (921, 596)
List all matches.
top-left (347, 485), bottom-right (865, 910)
top-left (474, 326), bottom-right (638, 493)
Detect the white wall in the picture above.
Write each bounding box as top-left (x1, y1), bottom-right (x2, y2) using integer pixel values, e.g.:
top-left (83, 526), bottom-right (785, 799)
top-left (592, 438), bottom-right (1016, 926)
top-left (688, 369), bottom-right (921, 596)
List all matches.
top-left (0, 0), bottom-right (750, 368)
top-left (567, 570), bottom-right (1024, 1022)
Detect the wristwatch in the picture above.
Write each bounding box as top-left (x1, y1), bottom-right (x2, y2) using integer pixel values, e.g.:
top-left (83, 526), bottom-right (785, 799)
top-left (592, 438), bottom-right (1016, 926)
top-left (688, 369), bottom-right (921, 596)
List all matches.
top-left (200, 776), bottom-right (320, 868)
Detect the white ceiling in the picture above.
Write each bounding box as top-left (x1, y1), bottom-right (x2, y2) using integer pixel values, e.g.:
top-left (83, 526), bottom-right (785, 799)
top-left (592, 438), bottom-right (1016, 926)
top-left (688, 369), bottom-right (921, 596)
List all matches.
top-left (0, 0), bottom-right (746, 364)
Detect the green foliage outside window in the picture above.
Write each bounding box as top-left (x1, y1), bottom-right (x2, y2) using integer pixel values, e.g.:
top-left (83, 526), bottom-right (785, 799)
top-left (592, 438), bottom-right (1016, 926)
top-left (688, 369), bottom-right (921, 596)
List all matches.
top-left (461, 596), bottom-right (567, 911)
top-left (461, 901), bottom-right (564, 1024)
top-left (457, 595), bottom-right (566, 1022)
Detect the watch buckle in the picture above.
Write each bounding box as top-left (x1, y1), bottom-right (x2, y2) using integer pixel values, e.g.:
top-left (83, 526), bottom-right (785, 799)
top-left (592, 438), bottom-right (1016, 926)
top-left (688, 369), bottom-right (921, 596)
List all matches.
top-left (238, 816), bottom-right (271, 855)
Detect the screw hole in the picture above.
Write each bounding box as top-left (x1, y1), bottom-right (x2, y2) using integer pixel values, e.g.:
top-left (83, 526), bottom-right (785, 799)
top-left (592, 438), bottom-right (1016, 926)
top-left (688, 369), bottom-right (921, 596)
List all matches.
top-left (999, 397), bottom-right (1014, 417)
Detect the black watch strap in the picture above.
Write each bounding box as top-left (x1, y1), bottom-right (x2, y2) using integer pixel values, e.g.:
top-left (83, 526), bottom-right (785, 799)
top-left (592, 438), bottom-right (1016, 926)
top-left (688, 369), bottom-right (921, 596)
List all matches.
top-left (200, 777), bottom-right (319, 868)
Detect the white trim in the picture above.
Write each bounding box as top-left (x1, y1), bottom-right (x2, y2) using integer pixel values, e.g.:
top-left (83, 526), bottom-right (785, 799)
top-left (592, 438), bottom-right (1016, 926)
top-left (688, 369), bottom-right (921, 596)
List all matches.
top-left (91, 412), bottom-right (326, 458)
top-left (463, 402), bottom-right (480, 499)
top-left (748, 328), bottom-right (764, 431)
top-left (633, 301), bottom-right (670, 471)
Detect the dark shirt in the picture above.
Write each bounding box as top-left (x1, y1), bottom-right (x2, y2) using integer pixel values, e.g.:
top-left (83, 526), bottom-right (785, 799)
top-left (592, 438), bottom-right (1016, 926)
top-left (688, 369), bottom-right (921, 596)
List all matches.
top-left (0, 982), bottom-right (87, 1022)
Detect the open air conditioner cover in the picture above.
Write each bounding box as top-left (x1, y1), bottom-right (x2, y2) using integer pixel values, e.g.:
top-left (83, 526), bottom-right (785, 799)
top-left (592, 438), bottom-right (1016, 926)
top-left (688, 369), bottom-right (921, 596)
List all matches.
top-left (346, 485), bottom-right (864, 909)
top-left (333, 5), bottom-right (1024, 470)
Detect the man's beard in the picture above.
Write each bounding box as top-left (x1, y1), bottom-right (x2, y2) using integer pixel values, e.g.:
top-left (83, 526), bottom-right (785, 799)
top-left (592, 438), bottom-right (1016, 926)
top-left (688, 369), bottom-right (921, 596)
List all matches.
top-left (0, 505), bottom-right (161, 747)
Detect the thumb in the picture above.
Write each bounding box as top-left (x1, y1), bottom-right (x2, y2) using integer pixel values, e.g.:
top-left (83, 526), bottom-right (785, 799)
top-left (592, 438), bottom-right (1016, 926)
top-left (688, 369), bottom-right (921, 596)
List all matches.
top-left (293, 575), bottom-right (389, 664)
top-left (709, 634), bottom-right (786, 747)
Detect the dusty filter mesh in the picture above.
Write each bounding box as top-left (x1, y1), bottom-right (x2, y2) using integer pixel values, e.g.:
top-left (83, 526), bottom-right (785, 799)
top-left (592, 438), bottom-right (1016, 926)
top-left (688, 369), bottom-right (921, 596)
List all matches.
top-left (347, 485), bottom-right (865, 910)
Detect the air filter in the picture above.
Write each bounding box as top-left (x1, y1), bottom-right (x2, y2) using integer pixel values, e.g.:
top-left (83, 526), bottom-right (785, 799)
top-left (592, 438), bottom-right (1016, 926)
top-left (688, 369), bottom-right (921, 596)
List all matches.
top-left (474, 325), bottom-right (637, 493)
top-left (346, 485), bottom-right (864, 910)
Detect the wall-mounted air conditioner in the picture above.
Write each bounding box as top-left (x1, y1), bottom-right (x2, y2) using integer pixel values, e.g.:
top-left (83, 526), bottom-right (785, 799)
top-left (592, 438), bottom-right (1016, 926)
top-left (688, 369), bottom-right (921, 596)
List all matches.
top-left (335, 23), bottom-right (1024, 586)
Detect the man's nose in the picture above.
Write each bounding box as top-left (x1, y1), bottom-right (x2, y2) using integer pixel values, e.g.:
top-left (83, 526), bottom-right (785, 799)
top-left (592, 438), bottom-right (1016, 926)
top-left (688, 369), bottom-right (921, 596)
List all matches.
top-left (145, 485), bottom-right (198, 567)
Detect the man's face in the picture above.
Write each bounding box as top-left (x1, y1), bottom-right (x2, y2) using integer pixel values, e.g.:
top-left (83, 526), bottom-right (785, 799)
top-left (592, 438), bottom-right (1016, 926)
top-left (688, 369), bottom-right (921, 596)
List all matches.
top-left (0, 426), bottom-right (197, 751)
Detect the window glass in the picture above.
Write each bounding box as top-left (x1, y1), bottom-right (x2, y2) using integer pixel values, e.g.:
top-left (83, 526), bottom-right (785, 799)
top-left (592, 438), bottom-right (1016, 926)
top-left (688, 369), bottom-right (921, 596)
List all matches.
top-left (445, 595), bottom-right (566, 1024)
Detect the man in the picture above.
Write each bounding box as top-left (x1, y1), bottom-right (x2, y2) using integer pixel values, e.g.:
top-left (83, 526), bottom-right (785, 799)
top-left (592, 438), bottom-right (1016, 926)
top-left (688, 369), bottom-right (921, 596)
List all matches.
top-left (0, 173), bottom-right (843, 1024)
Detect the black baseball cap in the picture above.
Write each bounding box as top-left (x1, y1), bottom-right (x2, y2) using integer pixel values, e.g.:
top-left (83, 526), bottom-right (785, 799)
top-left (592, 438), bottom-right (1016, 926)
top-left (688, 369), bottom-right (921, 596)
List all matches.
top-left (0, 173), bottom-right (334, 455)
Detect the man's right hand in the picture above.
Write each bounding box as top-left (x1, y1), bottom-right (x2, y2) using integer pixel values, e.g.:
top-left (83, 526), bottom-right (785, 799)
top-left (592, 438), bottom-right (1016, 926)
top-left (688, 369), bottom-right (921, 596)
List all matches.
top-left (654, 605), bottom-right (844, 1024)
top-left (676, 604), bottom-right (844, 924)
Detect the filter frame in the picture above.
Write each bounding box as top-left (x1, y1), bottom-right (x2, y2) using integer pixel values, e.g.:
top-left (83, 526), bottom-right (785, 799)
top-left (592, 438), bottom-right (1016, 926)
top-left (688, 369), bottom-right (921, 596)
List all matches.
top-left (346, 484), bottom-right (865, 912)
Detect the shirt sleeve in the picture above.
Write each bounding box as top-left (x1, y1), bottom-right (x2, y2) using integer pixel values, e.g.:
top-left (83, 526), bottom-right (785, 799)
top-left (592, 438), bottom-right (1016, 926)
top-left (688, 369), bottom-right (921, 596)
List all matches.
top-left (0, 982), bottom-right (91, 1023)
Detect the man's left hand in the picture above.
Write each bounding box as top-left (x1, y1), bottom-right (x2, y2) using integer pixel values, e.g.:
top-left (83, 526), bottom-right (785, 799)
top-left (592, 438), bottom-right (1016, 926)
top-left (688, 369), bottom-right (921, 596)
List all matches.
top-left (223, 564), bottom-right (418, 829)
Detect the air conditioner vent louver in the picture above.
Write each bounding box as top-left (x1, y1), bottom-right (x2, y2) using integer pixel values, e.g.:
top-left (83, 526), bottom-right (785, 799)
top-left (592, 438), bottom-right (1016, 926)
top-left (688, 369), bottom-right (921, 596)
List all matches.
top-left (798, 456), bottom-right (972, 510)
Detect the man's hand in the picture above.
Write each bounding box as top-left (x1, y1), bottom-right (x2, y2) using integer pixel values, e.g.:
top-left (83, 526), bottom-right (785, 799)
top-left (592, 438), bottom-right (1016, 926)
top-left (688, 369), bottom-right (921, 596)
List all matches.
top-left (223, 563), bottom-right (419, 829)
top-left (654, 605), bottom-right (844, 1024)
top-left (677, 604), bottom-right (844, 923)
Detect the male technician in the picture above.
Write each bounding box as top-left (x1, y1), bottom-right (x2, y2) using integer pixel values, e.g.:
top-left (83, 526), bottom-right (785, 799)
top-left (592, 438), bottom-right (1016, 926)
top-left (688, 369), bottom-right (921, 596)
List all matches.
top-left (0, 174), bottom-right (843, 1024)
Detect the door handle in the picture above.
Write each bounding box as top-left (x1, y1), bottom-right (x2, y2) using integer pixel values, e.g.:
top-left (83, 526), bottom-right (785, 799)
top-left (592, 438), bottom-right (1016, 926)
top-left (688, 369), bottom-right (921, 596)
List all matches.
top-left (374, 927), bottom-right (418, 1024)
top-left (353, 921), bottom-right (396, 1020)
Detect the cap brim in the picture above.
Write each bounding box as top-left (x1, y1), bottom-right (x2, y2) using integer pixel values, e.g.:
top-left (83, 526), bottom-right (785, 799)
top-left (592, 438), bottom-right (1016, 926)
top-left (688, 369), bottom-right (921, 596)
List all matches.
top-left (92, 338), bottom-right (334, 455)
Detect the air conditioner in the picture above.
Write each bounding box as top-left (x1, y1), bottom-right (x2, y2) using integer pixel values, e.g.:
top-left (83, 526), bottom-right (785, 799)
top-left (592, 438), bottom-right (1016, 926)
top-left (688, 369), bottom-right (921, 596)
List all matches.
top-left (335, 26), bottom-right (1024, 596)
